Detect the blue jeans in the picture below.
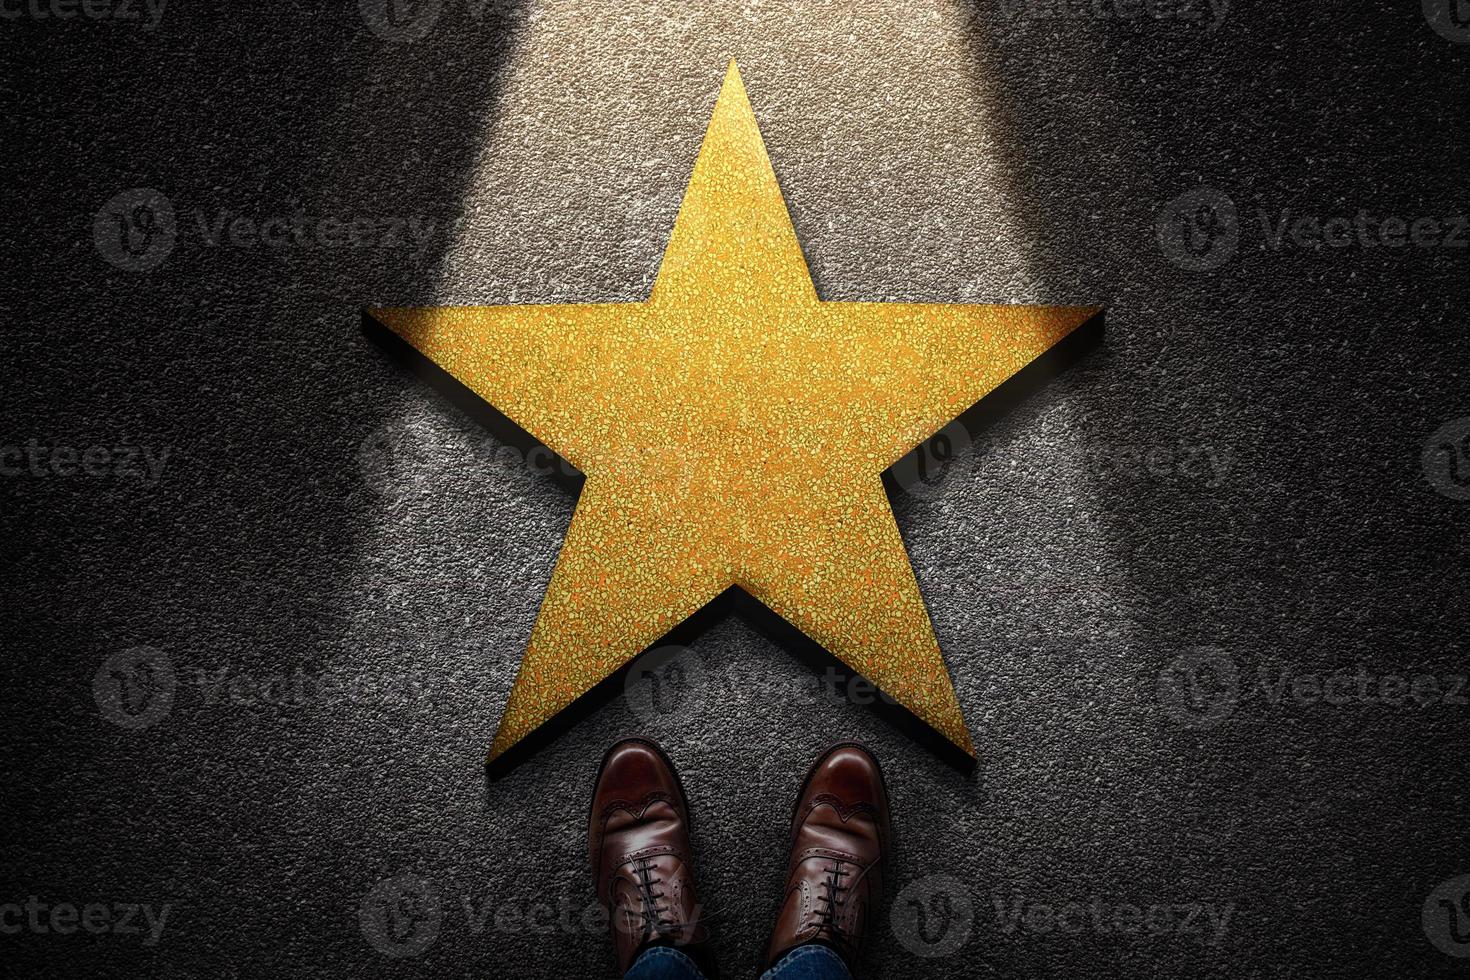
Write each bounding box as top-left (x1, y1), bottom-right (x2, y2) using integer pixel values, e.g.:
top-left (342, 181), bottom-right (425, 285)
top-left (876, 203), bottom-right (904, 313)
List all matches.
top-left (624, 943), bottom-right (853, 980)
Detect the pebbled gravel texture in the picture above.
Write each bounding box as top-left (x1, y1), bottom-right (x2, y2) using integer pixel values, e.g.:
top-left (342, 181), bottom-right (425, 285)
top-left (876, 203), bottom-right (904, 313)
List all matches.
top-left (4, 1), bottom-right (1468, 978)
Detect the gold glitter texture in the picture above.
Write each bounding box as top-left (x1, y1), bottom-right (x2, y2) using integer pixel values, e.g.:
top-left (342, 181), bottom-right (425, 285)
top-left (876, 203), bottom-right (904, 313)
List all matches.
top-left (369, 61), bottom-right (1099, 760)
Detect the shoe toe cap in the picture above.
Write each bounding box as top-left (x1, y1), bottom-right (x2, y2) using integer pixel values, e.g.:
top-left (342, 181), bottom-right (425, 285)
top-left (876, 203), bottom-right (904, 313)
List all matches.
top-left (810, 744), bottom-right (885, 804)
top-left (593, 738), bottom-right (683, 812)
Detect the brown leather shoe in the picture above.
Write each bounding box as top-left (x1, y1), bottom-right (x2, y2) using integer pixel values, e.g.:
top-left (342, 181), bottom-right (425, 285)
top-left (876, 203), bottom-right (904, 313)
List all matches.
top-left (589, 738), bottom-right (710, 975)
top-left (764, 742), bottom-right (891, 974)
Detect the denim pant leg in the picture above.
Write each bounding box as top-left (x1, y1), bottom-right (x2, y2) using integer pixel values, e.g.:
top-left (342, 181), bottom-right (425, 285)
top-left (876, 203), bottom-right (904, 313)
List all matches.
top-left (624, 945), bottom-right (709, 980)
top-left (758, 944), bottom-right (854, 980)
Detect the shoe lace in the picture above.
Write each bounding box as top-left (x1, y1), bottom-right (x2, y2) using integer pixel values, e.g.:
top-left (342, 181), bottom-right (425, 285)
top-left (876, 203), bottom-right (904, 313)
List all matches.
top-left (625, 857), bottom-right (720, 944)
top-left (811, 856), bottom-right (880, 942)
top-left (631, 856), bottom-right (674, 938)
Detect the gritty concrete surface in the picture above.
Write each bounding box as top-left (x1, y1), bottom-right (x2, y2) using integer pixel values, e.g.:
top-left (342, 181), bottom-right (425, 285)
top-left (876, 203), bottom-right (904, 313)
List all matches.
top-left (4, 1), bottom-right (1469, 977)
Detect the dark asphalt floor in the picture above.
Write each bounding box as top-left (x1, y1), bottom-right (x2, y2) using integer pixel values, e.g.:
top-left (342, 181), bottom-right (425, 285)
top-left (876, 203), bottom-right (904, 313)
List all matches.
top-left (5, 2), bottom-right (1469, 977)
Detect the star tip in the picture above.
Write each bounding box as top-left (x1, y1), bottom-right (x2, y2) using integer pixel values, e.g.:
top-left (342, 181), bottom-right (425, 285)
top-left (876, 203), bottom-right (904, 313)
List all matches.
top-left (363, 309), bottom-right (409, 339)
top-left (721, 58), bottom-right (746, 90)
top-left (1060, 304), bottom-right (1104, 328)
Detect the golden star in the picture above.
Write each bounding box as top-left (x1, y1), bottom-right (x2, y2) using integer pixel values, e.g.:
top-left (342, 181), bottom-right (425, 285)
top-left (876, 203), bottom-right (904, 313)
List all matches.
top-left (369, 61), bottom-right (1098, 763)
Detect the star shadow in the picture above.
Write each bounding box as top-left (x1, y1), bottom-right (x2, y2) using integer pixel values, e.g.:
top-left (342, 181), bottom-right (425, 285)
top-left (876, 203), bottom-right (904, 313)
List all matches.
top-left (364, 306), bottom-right (1104, 782)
